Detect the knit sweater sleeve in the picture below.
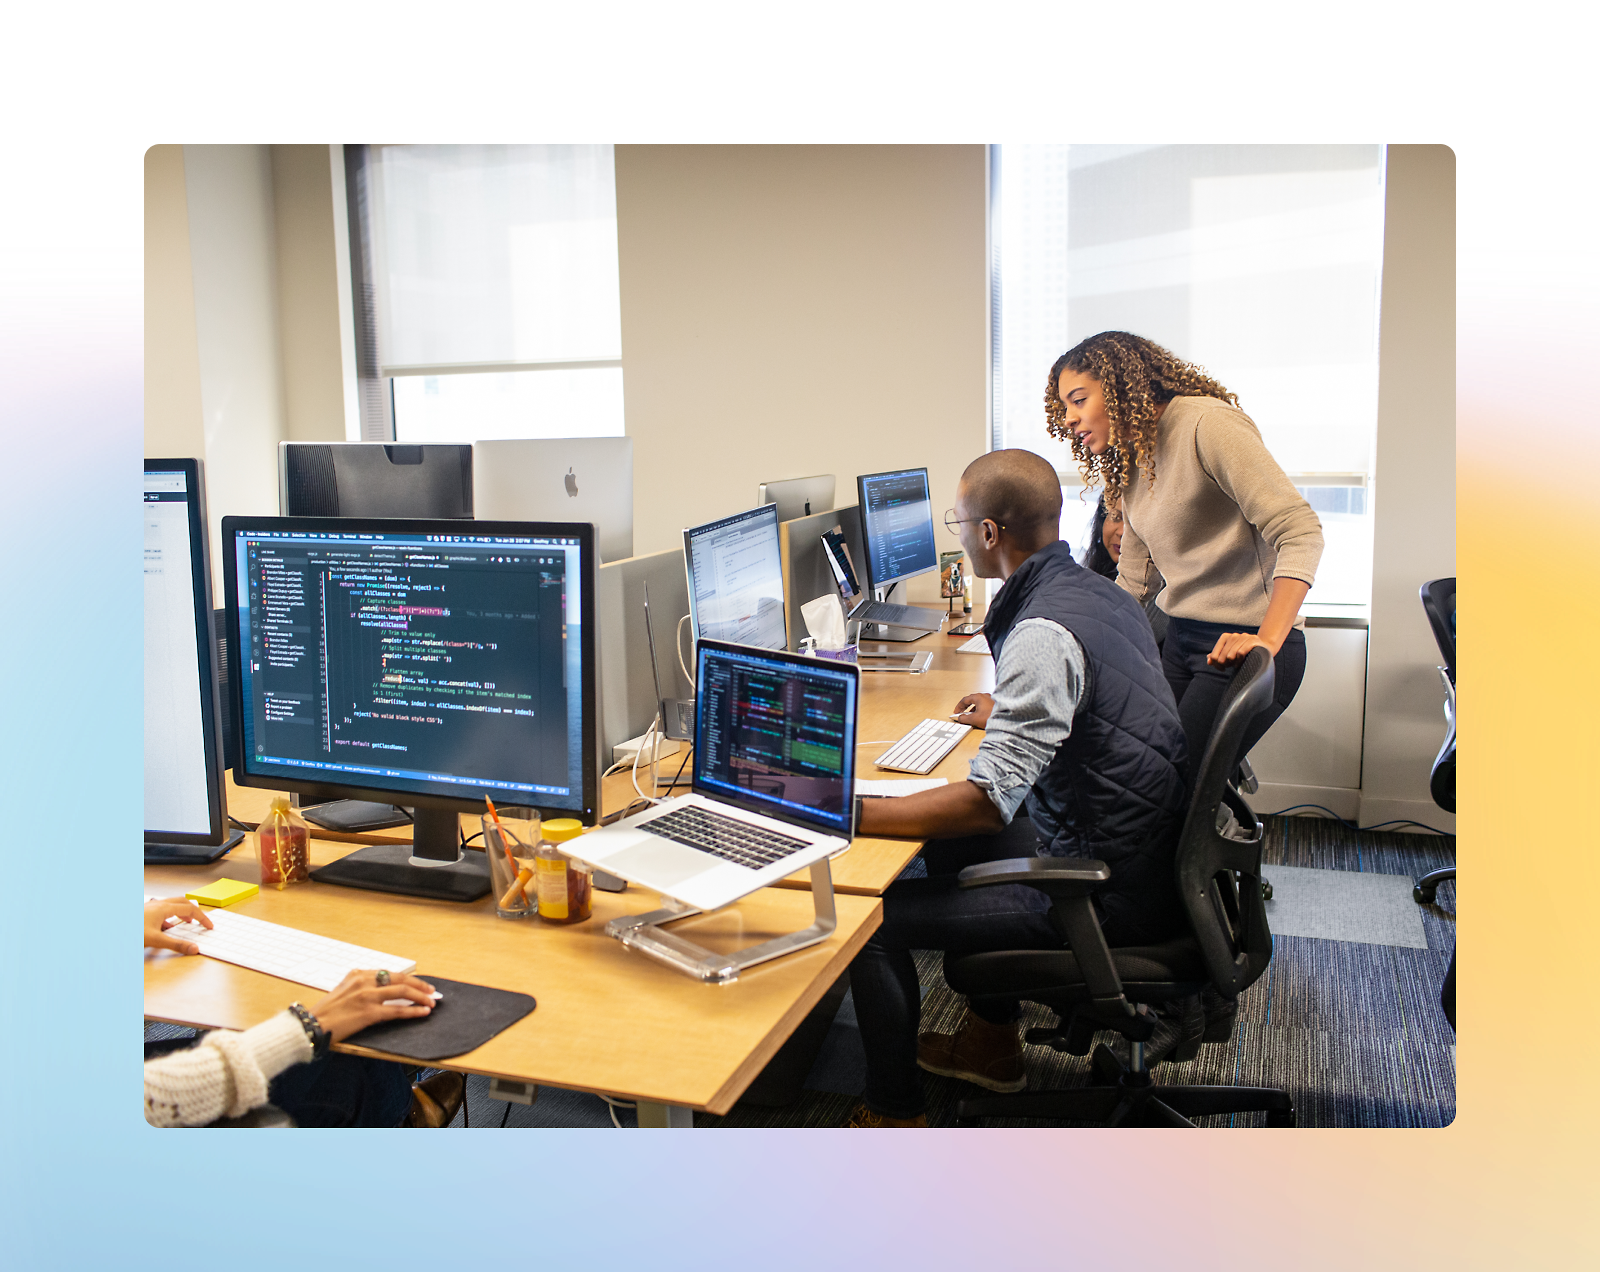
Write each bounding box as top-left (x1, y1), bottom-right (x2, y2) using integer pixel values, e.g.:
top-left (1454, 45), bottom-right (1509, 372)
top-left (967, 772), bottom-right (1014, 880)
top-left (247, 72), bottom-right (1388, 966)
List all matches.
top-left (1193, 410), bottom-right (1324, 586)
top-left (144, 1010), bottom-right (312, 1127)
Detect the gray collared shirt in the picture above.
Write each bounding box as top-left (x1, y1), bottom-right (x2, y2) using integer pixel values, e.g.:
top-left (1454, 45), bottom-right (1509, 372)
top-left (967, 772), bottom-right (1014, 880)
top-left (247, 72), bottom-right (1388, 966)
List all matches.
top-left (966, 617), bottom-right (1087, 822)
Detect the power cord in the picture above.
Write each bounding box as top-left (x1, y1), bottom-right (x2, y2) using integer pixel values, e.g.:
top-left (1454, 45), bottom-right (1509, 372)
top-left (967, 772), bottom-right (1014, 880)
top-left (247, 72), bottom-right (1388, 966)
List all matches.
top-left (599, 1094), bottom-right (637, 1129)
top-left (1263, 803), bottom-right (1453, 837)
top-left (675, 614), bottom-right (694, 686)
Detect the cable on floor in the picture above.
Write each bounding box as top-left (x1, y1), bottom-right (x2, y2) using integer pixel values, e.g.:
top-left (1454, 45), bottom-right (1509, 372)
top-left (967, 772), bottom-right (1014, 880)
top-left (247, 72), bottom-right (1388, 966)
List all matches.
top-left (1263, 803), bottom-right (1452, 837)
top-left (599, 1094), bottom-right (636, 1129)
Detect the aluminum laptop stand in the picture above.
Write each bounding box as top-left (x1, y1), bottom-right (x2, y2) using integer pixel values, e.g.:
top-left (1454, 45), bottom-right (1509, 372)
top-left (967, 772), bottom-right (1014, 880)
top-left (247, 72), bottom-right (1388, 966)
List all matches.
top-left (604, 858), bottom-right (838, 983)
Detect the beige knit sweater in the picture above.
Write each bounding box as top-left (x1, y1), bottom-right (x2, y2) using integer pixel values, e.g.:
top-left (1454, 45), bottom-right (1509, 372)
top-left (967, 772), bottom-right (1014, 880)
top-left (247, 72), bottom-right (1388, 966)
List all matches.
top-left (1116, 396), bottom-right (1323, 627)
top-left (144, 1010), bottom-right (312, 1127)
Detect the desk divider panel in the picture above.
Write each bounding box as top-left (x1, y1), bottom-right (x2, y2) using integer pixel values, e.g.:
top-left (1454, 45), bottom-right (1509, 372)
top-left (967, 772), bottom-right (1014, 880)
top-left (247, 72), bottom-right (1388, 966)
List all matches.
top-left (596, 547), bottom-right (693, 758)
top-left (779, 503), bottom-right (865, 651)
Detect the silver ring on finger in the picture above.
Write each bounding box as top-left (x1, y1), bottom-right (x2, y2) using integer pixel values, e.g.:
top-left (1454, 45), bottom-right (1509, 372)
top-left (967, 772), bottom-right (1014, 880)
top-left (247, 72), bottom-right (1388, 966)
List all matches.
top-left (375, 969), bottom-right (390, 986)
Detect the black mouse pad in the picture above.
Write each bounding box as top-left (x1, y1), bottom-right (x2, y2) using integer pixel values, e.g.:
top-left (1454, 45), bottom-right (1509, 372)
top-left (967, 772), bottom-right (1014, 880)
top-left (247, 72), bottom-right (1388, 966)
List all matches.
top-left (343, 976), bottom-right (535, 1061)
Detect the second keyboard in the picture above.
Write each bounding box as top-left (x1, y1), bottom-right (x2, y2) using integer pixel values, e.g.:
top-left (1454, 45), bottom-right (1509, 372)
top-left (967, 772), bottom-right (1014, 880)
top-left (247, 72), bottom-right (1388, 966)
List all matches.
top-left (874, 718), bottom-right (972, 775)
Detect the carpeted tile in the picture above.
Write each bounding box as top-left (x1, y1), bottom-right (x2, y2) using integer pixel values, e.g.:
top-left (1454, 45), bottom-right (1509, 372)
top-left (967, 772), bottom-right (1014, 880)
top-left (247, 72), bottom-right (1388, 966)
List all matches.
top-left (1261, 864), bottom-right (1429, 948)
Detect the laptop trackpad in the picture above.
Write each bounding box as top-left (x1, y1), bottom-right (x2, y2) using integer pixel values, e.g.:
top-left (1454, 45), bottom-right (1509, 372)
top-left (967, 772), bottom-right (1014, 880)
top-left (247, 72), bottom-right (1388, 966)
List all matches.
top-left (605, 838), bottom-right (717, 891)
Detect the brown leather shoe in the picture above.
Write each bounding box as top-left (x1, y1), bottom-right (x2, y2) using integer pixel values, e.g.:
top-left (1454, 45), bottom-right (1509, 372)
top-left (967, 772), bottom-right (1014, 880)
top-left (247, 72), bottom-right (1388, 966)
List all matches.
top-left (405, 1070), bottom-right (465, 1127)
top-left (917, 1011), bottom-right (1025, 1093)
top-left (845, 1102), bottom-right (927, 1127)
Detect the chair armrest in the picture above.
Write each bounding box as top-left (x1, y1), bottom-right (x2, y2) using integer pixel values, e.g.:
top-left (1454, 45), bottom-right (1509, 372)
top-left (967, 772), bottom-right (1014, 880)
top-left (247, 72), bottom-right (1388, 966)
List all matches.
top-left (958, 856), bottom-right (1110, 897)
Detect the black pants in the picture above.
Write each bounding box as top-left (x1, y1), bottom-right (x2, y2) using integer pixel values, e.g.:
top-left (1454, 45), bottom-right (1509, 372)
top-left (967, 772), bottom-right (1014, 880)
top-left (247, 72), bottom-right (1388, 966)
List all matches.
top-left (1161, 616), bottom-right (1306, 784)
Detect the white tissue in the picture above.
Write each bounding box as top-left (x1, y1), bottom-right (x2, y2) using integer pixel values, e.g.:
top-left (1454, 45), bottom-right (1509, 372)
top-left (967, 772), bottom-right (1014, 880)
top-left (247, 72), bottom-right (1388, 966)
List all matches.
top-left (801, 594), bottom-right (849, 650)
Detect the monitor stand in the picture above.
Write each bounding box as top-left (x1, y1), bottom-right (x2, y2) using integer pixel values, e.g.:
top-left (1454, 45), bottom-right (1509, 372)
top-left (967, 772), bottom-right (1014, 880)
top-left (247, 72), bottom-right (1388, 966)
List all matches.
top-left (308, 807), bottom-right (491, 902)
top-left (144, 829), bottom-right (245, 866)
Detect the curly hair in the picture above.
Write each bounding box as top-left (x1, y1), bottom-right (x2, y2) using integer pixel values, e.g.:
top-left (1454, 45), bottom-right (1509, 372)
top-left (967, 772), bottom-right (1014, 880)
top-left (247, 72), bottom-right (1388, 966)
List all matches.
top-left (1044, 332), bottom-right (1237, 510)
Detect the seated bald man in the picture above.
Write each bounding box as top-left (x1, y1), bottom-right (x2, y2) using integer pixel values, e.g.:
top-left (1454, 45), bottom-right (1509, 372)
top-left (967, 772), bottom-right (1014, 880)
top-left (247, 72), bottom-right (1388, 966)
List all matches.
top-left (846, 449), bottom-right (1190, 1127)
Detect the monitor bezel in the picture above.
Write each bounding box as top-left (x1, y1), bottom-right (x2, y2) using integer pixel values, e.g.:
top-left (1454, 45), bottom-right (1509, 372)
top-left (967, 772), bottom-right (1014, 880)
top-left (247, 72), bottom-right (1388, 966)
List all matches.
top-left (689, 637), bottom-right (859, 838)
top-left (854, 466), bottom-right (939, 591)
top-left (221, 514), bottom-right (600, 826)
top-left (681, 502), bottom-right (787, 650)
top-left (145, 457), bottom-right (232, 847)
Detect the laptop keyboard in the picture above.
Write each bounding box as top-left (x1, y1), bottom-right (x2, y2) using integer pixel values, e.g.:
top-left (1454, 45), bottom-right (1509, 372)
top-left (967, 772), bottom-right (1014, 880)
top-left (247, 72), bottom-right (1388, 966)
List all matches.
top-left (645, 806), bottom-right (810, 871)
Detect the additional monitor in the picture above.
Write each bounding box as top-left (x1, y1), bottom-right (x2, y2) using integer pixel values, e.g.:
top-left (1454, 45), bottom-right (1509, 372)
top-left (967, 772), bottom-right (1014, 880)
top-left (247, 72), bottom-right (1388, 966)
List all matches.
top-left (856, 467), bottom-right (939, 592)
top-left (472, 438), bottom-right (634, 563)
top-left (758, 474), bottom-right (836, 523)
top-left (279, 443), bottom-right (473, 518)
top-left (145, 459), bottom-right (243, 863)
top-left (694, 640), bottom-right (857, 839)
top-left (222, 515), bottom-right (599, 901)
top-left (683, 504), bottom-right (787, 650)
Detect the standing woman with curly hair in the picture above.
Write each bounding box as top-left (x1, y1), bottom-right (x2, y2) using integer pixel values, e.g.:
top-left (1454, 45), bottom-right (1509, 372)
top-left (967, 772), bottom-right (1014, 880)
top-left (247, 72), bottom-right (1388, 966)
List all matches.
top-left (1047, 331), bottom-right (1323, 783)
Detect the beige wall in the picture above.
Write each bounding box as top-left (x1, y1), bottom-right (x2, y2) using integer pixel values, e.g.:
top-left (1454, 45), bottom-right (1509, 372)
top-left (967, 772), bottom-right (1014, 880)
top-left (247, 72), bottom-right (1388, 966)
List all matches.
top-left (144, 145), bottom-right (205, 460)
top-left (145, 144), bottom-right (353, 598)
top-left (1361, 144), bottom-right (1456, 830)
top-left (614, 145), bottom-right (989, 597)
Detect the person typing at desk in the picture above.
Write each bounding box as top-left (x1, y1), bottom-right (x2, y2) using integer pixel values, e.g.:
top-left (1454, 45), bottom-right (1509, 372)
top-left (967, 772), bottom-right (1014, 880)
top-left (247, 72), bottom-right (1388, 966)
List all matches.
top-left (845, 450), bottom-right (1189, 1127)
top-left (143, 897), bottom-right (457, 1127)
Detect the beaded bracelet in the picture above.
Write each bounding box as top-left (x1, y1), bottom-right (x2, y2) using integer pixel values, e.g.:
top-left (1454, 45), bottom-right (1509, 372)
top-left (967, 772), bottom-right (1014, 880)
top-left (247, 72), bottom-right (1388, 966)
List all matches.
top-left (286, 1001), bottom-right (331, 1060)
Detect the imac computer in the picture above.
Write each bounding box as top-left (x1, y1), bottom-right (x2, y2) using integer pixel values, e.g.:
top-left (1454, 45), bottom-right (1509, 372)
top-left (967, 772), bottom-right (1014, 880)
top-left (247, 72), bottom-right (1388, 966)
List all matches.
top-left (221, 515), bottom-right (599, 902)
top-left (473, 438), bottom-right (634, 563)
top-left (683, 504), bottom-right (788, 651)
top-left (279, 443), bottom-right (474, 518)
top-left (758, 474), bottom-right (836, 523)
top-left (145, 459), bottom-right (244, 864)
top-left (853, 467), bottom-right (946, 641)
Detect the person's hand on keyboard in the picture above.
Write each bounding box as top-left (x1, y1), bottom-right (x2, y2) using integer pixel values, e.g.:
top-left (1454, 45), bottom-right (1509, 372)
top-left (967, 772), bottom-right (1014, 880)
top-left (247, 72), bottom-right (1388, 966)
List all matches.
top-left (144, 896), bottom-right (214, 955)
top-left (311, 969), bottom-right (439, 1043)
top-left (950, 692), bottom-right (994, 729)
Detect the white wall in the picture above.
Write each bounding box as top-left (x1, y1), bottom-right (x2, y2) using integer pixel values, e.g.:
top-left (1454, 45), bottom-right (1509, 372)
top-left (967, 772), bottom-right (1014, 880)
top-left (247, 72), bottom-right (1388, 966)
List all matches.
top-left (145, 145), bottom-right (355, 601)
top-left (1361, 145), bottom-right (1456, 831)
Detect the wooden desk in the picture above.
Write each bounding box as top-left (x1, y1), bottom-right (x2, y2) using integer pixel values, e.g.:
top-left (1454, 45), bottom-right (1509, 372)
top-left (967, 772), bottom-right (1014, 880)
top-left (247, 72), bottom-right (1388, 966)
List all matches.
top-left (603, 623), bottom-right (994, 897)
top-left (146, 838), bottom-right (880, 1122)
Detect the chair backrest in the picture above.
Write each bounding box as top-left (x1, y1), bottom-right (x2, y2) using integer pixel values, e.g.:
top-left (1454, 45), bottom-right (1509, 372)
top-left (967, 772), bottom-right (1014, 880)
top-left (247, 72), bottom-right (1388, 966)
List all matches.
top-left (1420, 577), bottom-right (1455, 683)
top-left (1174, 646), bottom-right (1277, 997)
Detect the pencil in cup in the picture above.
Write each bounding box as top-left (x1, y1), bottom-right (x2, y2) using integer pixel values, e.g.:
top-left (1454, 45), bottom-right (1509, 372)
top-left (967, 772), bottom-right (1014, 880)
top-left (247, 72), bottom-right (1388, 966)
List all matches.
top-left (481, 816), bottom-right (538, 918)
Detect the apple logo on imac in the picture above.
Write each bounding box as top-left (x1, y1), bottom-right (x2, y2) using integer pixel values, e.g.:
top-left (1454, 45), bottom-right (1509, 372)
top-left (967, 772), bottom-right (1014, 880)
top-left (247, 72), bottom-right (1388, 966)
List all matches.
top-left (565, 467), bottom-right (578, 497)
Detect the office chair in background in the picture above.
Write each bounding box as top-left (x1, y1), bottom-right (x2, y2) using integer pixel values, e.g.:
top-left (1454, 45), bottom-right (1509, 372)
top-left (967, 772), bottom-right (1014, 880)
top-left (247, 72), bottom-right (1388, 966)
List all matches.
top-left (945, 647), bottom-right (1294, 1127)
top-left (1413, 577), bottom-right (1456, 906)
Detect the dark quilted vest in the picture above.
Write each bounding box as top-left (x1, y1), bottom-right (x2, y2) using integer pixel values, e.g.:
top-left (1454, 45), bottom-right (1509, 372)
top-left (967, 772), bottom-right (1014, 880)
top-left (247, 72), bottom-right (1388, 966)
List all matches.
top-left (985, 541), bottom-right (1189, 943)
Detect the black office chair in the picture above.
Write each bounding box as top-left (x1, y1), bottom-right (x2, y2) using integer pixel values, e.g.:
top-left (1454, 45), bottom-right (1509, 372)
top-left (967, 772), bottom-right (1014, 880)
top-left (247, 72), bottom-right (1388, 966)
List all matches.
top-left (1413, 577), bottom-right (1456, 905)
top-left (945, 647), bottom-right (1294, 1127)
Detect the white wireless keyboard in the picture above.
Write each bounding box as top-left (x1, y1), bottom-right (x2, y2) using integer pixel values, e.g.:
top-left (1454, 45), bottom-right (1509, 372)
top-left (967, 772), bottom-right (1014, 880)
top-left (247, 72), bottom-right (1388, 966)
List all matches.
top-left (874, 718), bottom-right (972, 775)
top-left (161, 906), bottom-right (415, 991)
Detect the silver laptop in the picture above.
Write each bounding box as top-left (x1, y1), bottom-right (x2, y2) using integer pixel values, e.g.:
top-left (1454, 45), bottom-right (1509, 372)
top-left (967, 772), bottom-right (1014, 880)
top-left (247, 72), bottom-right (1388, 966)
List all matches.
top-left (472, 438), bottom-right (634, 563)
top-left (572, 640), bottom-right (859, 913)
top-left (820, 526), bottom-right (942, 635)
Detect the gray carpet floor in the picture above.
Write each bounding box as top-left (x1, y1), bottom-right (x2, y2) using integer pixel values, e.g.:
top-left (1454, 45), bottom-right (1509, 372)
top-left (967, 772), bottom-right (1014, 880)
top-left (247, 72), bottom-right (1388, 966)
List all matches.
top-left (146, 814), bottom-right (1457, 1129)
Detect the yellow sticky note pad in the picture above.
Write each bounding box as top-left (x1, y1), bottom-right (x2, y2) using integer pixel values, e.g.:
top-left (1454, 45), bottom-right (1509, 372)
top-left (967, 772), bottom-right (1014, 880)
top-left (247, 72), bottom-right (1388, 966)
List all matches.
top-left (186, 878), bottom-right (259, 908)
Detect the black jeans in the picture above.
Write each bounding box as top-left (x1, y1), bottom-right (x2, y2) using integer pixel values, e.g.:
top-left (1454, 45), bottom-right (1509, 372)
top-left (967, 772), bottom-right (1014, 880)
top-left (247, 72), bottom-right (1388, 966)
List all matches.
top-left (853, 816), bottom-right (1061, 1120)
top-left (1161, 616), bottom-right (1306, 785)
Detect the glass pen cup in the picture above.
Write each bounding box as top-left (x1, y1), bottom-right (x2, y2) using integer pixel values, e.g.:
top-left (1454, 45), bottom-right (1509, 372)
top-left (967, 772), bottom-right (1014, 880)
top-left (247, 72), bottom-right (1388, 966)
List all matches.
top-left (482, 815), bottom-right (539, 919)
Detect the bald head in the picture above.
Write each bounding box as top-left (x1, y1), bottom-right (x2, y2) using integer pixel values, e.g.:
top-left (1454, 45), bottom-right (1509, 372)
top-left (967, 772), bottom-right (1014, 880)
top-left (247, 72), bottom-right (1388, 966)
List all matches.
top-left (959, 450), bottom-right (1062, 544)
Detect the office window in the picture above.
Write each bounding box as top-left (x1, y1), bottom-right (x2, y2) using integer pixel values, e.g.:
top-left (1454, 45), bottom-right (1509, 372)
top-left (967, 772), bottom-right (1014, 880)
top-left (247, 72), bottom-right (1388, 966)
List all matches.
top-left (353, 144), bottom-right (625, 443)
top-left (993, 145), bottom-right (1384, 609)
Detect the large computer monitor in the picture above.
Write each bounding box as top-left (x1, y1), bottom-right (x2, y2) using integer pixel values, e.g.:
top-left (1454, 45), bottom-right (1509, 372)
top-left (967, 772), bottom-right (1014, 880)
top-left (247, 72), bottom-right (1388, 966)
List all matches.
top-left (856, 467), bottom-right (939, 594)
top-left (279, 443), bottom-right (474, 518)
top-left (221, 515), bottom-right (599, 902)
top-left (146, 459), bottom-right (245, 863)
top-left (758, 474), bottom-right (835, 523)
top-left (473, 438), bottom-right (634, 563)
top-left (683, 504), bottom-right (787, 650)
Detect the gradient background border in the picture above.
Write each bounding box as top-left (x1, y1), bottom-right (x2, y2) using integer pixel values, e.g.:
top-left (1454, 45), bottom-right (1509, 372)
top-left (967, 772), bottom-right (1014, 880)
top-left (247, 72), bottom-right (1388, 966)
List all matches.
top-left (1, 4), bottom-right (1593, 1267)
